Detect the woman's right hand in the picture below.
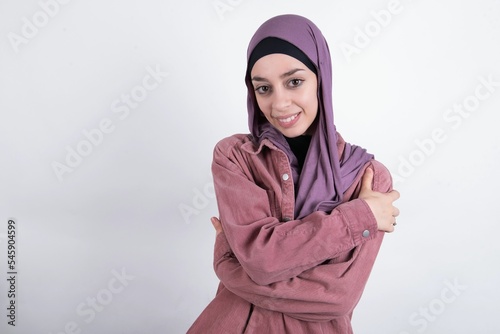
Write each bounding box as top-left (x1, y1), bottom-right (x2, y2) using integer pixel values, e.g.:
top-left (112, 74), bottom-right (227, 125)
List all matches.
top-left (358, 168), bottom-right (400, 232)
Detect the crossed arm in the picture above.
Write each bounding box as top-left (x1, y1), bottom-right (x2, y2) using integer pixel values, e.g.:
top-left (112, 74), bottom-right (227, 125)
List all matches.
top-left (210, 162), bottom-right (399, 321)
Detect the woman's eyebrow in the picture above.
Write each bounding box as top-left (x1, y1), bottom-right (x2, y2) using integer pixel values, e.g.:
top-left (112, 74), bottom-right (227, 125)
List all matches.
top-left (251, 68), bottom-right (305, 82)
top-left (251, 76), bottom-right (267, 82)
top-left (280, 68), bottom-right (305, 78)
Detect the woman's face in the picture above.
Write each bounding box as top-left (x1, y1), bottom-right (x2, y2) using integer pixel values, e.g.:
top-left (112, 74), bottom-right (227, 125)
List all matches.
top-left (250, 53), bottom-right (318, 138)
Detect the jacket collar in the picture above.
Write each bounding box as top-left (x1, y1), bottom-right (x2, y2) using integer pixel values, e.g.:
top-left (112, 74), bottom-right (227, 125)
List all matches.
top-left (241, 137), bottom-right (280, 155)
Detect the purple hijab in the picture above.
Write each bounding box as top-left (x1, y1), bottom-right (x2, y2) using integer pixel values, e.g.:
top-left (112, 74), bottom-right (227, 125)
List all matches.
top-left (245, 14), bottom-right (374, 219)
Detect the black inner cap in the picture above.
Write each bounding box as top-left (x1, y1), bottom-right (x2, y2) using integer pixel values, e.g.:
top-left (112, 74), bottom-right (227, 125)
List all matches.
top-left (248, 37), bottom-right (317, 75)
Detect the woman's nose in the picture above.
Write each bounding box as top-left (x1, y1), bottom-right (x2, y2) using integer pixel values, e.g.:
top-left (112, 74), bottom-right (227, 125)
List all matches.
top-left (271, 87), bottom-right (291, 112)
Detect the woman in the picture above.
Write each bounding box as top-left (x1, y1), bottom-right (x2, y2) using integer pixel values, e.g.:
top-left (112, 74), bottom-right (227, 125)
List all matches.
top-left (188, 14), bottom-right (400, 333)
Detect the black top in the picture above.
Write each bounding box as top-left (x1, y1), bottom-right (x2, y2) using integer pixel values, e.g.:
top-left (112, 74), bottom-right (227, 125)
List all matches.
top-left (285, 135), bottom-right (311, 172)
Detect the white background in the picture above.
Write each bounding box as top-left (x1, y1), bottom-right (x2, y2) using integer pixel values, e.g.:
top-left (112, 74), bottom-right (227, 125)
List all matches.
top-left (1, 0), bottom-right (499, 333)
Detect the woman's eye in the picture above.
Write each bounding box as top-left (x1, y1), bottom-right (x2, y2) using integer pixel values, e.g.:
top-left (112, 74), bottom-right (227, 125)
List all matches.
top-left (255, 86), bottom-right (270, 94)
top-left (289, 79), bottom-right (303, 87)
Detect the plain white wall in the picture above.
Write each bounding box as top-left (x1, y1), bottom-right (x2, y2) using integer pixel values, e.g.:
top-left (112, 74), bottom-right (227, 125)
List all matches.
top-left (1, 0), bottom-right (499, 333)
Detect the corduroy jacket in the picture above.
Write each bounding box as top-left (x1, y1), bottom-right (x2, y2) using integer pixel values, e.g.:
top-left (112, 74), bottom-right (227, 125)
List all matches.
top-left (188, 133), bottom-right (393, 334)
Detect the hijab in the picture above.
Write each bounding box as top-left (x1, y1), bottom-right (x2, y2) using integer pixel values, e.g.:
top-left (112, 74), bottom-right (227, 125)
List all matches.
top-left (245, 14), bottom-right (374, 219)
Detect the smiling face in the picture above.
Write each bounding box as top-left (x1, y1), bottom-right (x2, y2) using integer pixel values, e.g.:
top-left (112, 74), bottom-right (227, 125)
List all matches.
top-left (250, 53), bottom-right (318, 138)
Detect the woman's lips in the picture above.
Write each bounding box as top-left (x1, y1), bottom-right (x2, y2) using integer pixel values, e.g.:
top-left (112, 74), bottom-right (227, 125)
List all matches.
top-left (275, 112), bottom-right (301, 128)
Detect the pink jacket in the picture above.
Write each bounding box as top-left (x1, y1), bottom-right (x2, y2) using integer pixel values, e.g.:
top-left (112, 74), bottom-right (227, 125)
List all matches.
top-left (188, 134), bottom-right (393, 333)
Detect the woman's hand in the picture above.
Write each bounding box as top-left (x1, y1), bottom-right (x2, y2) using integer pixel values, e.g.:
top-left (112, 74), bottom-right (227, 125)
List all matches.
top-left (211, 217), bottom-right (224, 235)
top-left (358, 168), bottom-right (400, 233)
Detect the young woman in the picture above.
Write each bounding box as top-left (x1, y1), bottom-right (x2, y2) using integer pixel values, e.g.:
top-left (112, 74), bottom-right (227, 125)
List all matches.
top-left (188, 14), bottom-right (400, 333)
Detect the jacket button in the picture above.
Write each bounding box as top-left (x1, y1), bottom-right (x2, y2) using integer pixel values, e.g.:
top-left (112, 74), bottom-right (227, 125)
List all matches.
top-left (282, 173), bottom-right (289, 181)
top-left (362, 230), bottom-right (370, 238)
top-left (282, 217), bottom-right (292, 222)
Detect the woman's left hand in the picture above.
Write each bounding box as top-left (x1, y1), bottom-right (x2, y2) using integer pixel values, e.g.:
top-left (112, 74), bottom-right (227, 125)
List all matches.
top-left (210, 217), bottom-right (224, 235)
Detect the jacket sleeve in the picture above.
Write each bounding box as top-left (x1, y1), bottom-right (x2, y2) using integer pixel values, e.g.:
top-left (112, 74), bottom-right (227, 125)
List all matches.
top-left (212, 138), bottom-right (386, 285)
top-left (214, 228), bottom-right (384, 322)
top-left (213, 160), bottom-right (393, 321)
